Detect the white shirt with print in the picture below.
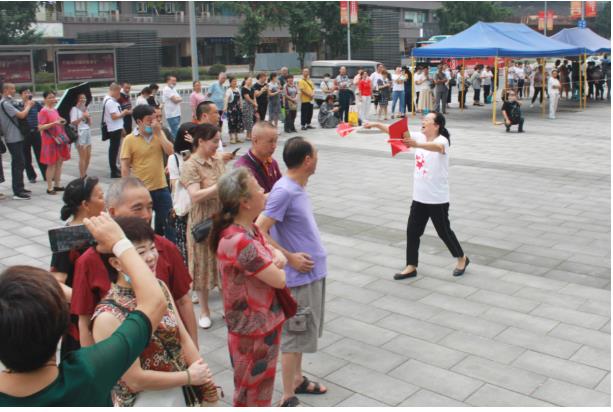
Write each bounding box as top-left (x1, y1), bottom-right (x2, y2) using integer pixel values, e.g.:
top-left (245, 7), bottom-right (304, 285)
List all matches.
top-left (412, 131), bottom-right (450, 204)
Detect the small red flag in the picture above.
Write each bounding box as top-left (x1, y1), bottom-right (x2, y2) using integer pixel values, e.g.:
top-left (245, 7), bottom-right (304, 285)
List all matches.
top-left (388, 118), bottom-right (409, 156)
top-left (336, 122), bottom-right (355, 138)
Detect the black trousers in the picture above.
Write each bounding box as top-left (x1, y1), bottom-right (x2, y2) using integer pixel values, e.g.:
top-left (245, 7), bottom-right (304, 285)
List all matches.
top-left (284, 109), bottom-right (297, 132)
top-left (517, 79), bottom-right (525, 98)
top-left (7, 141), bottom-right (25, 195)
top-left (257, 100), bottom-right (268, 121)
top-left (458, 89), bottom-right (467, 108)
top-left (483, 85), bottom-right (491, 101)
top-left (107, 129), bottom-right (122, 176)
top-left (338, 89), bottom-right (352, 122)
top-left (23, 130), bottom-right (46, 181)
top-left (404, 91), bottom-right (413, 113)
top-left (447, 86), bottom-right (453, 103)
top-left (506, 117), bottom-right (524, 132)
top-left (473, 88), bottom-right (481, 103)
top-left (532, 88), bottom-right (544, 104)
top-left (406, 201), bottom-right (464, 267)
top-left (300, 102), bottom-right (313, 126)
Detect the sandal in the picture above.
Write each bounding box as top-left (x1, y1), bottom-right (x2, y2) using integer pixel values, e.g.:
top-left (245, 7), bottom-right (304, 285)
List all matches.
top-left (280, 396), bottom-right (300, 407)
top-left (295, 376), bottom-right (327, 395)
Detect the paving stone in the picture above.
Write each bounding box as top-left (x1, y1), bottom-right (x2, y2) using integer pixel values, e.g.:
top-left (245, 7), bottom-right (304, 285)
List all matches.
top-left (301, 350), bottom-right (349, 379)
top-left (545, 269), bottom-right (610, 289)
top-left (371, 295), bottom-right (441, 320)
top-left (293, 377), bottom-right (354, 407)
top-left (532, 378), bottom-right (611, 406)
top-left (326, 269), bottom-right (377, 287)
top-left (389, 359), bottom-right (484, 401)
top-left (316, 329), bottom-right (344, 350)
top-left (465, 384), bottom-right (554, 407)
top-left (513, 350), bottom-right (607, 389)
top-left (326, 317), bottom-right (398, 346)
top-left (549, 323), bottom-right (611, 351)
top-left (440, 331), bottom-right (525, 364)
top-left (326, 296), bottom-right (390, 323)
top-left (602, 321), bottom-right (611, 334)
top-left (399, 389), bottom-right (466, 407)
top-left (455, 272), bottom-right (524, 295)
top-left (513, 286), bottom-right (586, 310)
top-left (326, 364), bottom-right (419, 406)
top-left (481, 307), bottom-right (559, 334)
top-left (323, 338), bottom-right (406, 373)
top-left (363, 278), bottom-right (433, 300)
top-left (531, 304), bottom-right (609, 330)
top-left (327, 254), bottom-right (374, 272)
top-left (325, 280), bottom-right (385, 304)
top-left (15, 243), bottom-right (54, 259)
top-left (410, 277), bottom-right (478, 298)
top-left (467, 289), bottom-right (539, 313)
top-left (495, 326), bottom-right (580, 359)
top-left (0, 235), bottom-right (33, 248)
top-left (596, 373), bottom-right (611, 394)
top-left (382, 334), bottom-right (467, 369)
top-left (570, 346), bottom-right (611, 371)
top-left (428, 311), bottom-right (507, 338)
top-left (578, 299), bottom-right (611, 317)
top-left (501, 271), bottom-right (568, 291)
top-left (418, 293), bottom-right (490, 316)
top-left (452, 355), bottom-right (547, 395)
top-left (335, 393), bottom-right (387, 407)
top-left (558, 284), bottom-right (611, 303)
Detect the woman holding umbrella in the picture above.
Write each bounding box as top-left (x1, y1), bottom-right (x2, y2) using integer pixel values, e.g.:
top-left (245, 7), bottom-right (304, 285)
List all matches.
top-left (38, 91), bottom-right (71, 195)
top-left (70, 93), bottom-right (92, 178)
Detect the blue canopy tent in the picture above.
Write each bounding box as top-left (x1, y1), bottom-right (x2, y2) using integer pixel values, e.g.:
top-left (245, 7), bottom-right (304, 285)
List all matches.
top-left (410, 22), bottom-right (585, 122)
top-left (550, 27), bottom-right (611, 54)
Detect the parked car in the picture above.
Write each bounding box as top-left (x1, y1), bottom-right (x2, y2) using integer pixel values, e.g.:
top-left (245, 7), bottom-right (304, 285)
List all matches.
top-left (309, 60), bottom-right (382, 106)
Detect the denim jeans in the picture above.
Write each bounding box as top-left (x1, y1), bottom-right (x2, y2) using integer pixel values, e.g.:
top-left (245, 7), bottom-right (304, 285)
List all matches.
top-left (391, 90), bottom-right (405, 114)
top-left (7, 141), bottom-right (25, 195)
top-left (150, 187), bottom-right (175, 242)
top-left (166, 116), bottom-right (181, 140)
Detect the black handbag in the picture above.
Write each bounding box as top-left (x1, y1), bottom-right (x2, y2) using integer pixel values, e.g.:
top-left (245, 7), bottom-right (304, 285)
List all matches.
top-left (0, 138), bottom-right (6, 154)
top-left (64, 124), bottom-right (79, 144)
top-left (101, 97), bottom-right (110, 141)
top-left (191, 218), bottom-right (213, 243)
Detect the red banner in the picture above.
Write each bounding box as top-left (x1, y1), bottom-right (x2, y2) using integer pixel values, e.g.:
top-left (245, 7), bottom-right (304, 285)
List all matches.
top-left (350, 1), bottom-right (358, 24)
top-left (537, 10), bottom-right (554, 31)
top-left (340, 1), bottom-right (348, 25)
top-left (570, 1), bottom-right (582, 19)
top-left (0, 54), bottom-right (32, 84)
top-left (57, 52), bottom-right (115, 83)
top-left (585, 1), bottom-right (597, 17)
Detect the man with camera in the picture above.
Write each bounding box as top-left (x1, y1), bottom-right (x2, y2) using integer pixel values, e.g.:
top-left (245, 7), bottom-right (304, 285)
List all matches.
top-left (17, 88), bottom-right (46, 184)
top-left (0, 83), bottom-right (34, 200)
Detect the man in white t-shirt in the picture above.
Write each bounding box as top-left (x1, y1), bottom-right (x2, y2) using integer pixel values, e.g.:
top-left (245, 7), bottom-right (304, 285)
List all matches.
top-left (162, 75), bottom-right (183, 139)
top-left (515, 62), bottom-right (526, 99)
top-left (391, 67), bottom-right (406, 118)
top-left (103, 83), bottom-right (131, 178)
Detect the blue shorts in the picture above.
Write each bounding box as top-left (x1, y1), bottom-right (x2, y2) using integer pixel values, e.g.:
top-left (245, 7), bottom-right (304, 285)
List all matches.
top-left (77, 128), bottom-right (91, 146)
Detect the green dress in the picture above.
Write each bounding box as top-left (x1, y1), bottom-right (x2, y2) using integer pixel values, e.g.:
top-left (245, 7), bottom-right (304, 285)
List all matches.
top-left (0, 311), bottom-right (152, 406)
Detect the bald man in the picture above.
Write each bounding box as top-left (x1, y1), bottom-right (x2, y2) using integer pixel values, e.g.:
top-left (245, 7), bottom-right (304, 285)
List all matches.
top-left (233, 121), bottom-right (281, 193)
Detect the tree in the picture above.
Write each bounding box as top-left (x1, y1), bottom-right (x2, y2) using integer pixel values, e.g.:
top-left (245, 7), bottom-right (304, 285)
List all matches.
top-left (593, 2), bottom-right (611, 39)
top-left (0, 2), bottom-right (41, 45)
top-left (436, 2), bottom-right (512, 34)
top-left (281, 3), bottom-right (321, 69)
top-left (222, 2), bottom-right (286, 71)
top-left (314, 2), bottom-right (373, 60)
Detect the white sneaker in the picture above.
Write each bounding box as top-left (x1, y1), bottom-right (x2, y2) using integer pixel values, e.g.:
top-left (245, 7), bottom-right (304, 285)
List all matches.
top-left (530, 103), bottom-right (534, 108)
top-left (191, 291), bottom-right (199, 304)
top-left (198, 315), bottom-right (212, 329)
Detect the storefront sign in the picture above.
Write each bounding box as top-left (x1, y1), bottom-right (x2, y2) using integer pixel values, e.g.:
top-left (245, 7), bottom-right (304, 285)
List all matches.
top-left (56, 51), bottom-right (115, 83)
top-left (0, 53), bottom-right (33, 84)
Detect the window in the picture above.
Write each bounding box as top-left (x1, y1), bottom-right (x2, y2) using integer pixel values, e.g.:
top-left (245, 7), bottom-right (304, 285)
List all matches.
top-left (135, 2), bottom-right (147, 13)
top-left (404, 10), bottom-right (426, 24)
top-left (164, 2), bottom-right (176, 13)
top-left (98, 2), bottom-right (115, 13)
top-left (75, 1), bottom-right (87, 12)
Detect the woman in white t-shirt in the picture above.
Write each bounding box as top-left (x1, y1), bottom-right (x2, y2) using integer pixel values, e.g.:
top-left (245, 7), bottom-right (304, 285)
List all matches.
top-left (364, 112), bottom-right (469, 279)
top-left (547, 69), bottom-right (561, 120)
top-left (69, 93), bottom-right (92, 178)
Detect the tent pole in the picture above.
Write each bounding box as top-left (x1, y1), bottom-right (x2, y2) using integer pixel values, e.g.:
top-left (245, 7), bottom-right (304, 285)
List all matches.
top-left (579, 55), bottom-right (583, 109)
top-left (461, 58), bottom-right (465, 110)
top-left (541, 58), bottom-right (546, 118)
top-left (583, 53), bottom-right (588, 108)
top-left (504, 58), bottom-right (509, 91)
top-left (492, 56), bottom-right (498, 124)
top-left (411, 56), bottom-right (415, 116)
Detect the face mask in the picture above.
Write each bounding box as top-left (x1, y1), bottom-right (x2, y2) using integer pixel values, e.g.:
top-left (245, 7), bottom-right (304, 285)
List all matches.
top-left (144, 125), bottom-right (153, 134)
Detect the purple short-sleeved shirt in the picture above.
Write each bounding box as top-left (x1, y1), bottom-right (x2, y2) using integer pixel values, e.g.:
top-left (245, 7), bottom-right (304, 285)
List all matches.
top-left (263, 176), bottom-right (327, 288)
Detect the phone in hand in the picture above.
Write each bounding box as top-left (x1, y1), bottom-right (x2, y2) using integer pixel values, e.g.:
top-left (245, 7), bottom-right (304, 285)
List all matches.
top-left (232, 148), bottom-right (241, 156)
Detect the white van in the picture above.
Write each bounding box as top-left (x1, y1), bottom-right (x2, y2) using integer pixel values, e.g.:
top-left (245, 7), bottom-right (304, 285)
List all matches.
top-left (309, 60), bottom-right (382, 106)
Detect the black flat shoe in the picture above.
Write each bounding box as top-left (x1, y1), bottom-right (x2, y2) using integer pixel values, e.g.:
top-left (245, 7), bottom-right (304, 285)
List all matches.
top-left (453, 257), bottom-right (470, 277)
top-left (394, 270), bottom-right (417, 280)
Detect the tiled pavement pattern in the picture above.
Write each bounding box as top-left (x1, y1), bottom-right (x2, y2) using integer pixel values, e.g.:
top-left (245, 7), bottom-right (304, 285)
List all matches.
top-left (0, 98), bottom-right (609, 406)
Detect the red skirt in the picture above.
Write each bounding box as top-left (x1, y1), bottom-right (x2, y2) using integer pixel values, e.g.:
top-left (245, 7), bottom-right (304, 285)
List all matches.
top-left (40, 134), bottom-right (71, 165)
top-left (228, 324), bottom-right (282, 407)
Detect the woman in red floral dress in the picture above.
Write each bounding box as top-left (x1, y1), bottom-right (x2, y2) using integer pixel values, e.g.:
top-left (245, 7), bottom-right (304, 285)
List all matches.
top-left (210, 167), bottom-right (287, 407)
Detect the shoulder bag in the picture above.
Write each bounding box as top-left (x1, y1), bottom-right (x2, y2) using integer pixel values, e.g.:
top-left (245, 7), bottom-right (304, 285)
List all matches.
top-left (100, 98), bottom-right (110, 141)
top-left (171, 154), bottom-right (193, 217)
top-left (1, 101), bottom-right (32, 143)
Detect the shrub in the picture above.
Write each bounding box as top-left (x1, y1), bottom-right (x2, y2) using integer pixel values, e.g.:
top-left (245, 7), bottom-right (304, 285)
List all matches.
top-left (207, 64), bottom-right (227, 76)
top-left (35, 72), bottom-right (55, 84)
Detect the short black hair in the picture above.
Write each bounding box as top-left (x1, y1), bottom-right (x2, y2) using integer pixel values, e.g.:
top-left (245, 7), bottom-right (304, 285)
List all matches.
top-left (165, 74), bottom-right (176, 81)
top-left (175, 122), bottom-right (196, 152)
top-left (192, 123), bottom-right (220, 149)
top-left (102, 217), bottom-right (155, 282)
top-left (43, 90), bottom-right (56, 98)
top-left (17, 86), bottom-right (30, 95)
top-left (196, 100), bottom-right (216, 121)
top-left (148, 83), bottom-right (159, 91)
top-left (257, 72), bottom-right (267, 80)
top-left (132, 104), bottom-right (155, 123)
top-left (0, 266), bottom-right (69, 372)
top-left (283, 136), bottom-right (313, 169)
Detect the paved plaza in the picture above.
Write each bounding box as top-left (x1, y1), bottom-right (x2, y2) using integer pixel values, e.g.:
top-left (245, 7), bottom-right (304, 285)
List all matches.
top-left (0, 97), bottom-right (610, 406)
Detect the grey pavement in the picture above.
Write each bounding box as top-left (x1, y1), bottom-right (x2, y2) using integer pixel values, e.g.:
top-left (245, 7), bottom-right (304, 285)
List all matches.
top-left (0, 96), bottom-right (610, 406)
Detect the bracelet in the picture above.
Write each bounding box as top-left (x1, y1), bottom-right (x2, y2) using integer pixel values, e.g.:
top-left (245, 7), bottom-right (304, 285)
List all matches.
top-left (186, 369), bottom-right (191, 386)
top-left (112, 238), bottom-right (133, 258)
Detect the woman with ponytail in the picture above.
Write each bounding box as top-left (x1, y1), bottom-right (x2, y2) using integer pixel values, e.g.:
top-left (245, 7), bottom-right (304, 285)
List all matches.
top-left (364, 112), bottom-right (469, 279)
top-left (210, 167), bottom-right (287, 407)
top-left (51, 176), bottom-right (105, 357)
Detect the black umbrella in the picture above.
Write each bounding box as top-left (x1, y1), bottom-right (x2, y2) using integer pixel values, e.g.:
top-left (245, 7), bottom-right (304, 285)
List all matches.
top-left (55, 82), bottom-right (92, 121)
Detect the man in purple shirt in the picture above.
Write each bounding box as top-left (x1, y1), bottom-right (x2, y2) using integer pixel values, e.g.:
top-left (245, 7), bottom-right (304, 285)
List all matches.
top-left (233, 121), bottom-right (281, 193)
top-left (256, 136), bottom-right (328, 407)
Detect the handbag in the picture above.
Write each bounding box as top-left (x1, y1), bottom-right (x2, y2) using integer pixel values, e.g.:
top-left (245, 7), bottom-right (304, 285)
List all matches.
top-left (1, 101), bottom-right (32, 142)
top-left (0, 138), bottom-right (6, 154)
top-left (101, 97), bottom-right (110, 141)
top-left (64, 124), bottom-right (79, 144)
top-left (171, 154), bottom-right (192, 217)
top-left (275, 287), bottom-right (298, 319)
top-left (191, 217), bottom-right (213, 243)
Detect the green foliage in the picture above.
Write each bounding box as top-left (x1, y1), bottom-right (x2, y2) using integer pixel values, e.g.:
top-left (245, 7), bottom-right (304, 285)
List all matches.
top-left (0, 2), bottom-right (42, 44)
top-left (280, 2), bottom-right (321, 68)
top-left (436, 2), bottom-right (512, 34)
top-left (593, 2), bottom-right (611, 40)
top-left (207, 64), bottom-right (227, 76)
top-left (35, 71), bottom-right (55, 84)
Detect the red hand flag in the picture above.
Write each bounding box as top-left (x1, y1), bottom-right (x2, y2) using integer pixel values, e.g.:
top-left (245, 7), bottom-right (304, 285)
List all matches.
top-left (388, 118), bottom-right (409, 156)
top-left (336, 122), bottom-right (355, 138)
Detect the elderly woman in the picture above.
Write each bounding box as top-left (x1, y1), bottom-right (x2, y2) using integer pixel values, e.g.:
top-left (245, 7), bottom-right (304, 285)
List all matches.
top-left (180, 123), bottom-right (225, 329)
top-left (51, 176), bottom-right (105, 358)
top-left (0, 214), bottom-right (167, 406)
top-left (92, 217), bottom-right (214, 407)
top-left (209, 167), bottom-right (286, 407)
top-left (318, 95), bottom-right (340, 129)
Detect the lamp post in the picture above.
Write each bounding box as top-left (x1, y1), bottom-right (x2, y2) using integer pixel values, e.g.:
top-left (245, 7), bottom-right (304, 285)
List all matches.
top-left (188, 1), bottom-right (199, 81)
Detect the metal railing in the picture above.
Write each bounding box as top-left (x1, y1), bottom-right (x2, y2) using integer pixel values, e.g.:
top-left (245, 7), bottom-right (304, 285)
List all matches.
top-left (38, 10), bottom-right (242, 25)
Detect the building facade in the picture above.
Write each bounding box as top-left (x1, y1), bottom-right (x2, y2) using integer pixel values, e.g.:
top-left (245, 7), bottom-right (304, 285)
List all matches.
top-left (35, 1), bottom-right (441, 69)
